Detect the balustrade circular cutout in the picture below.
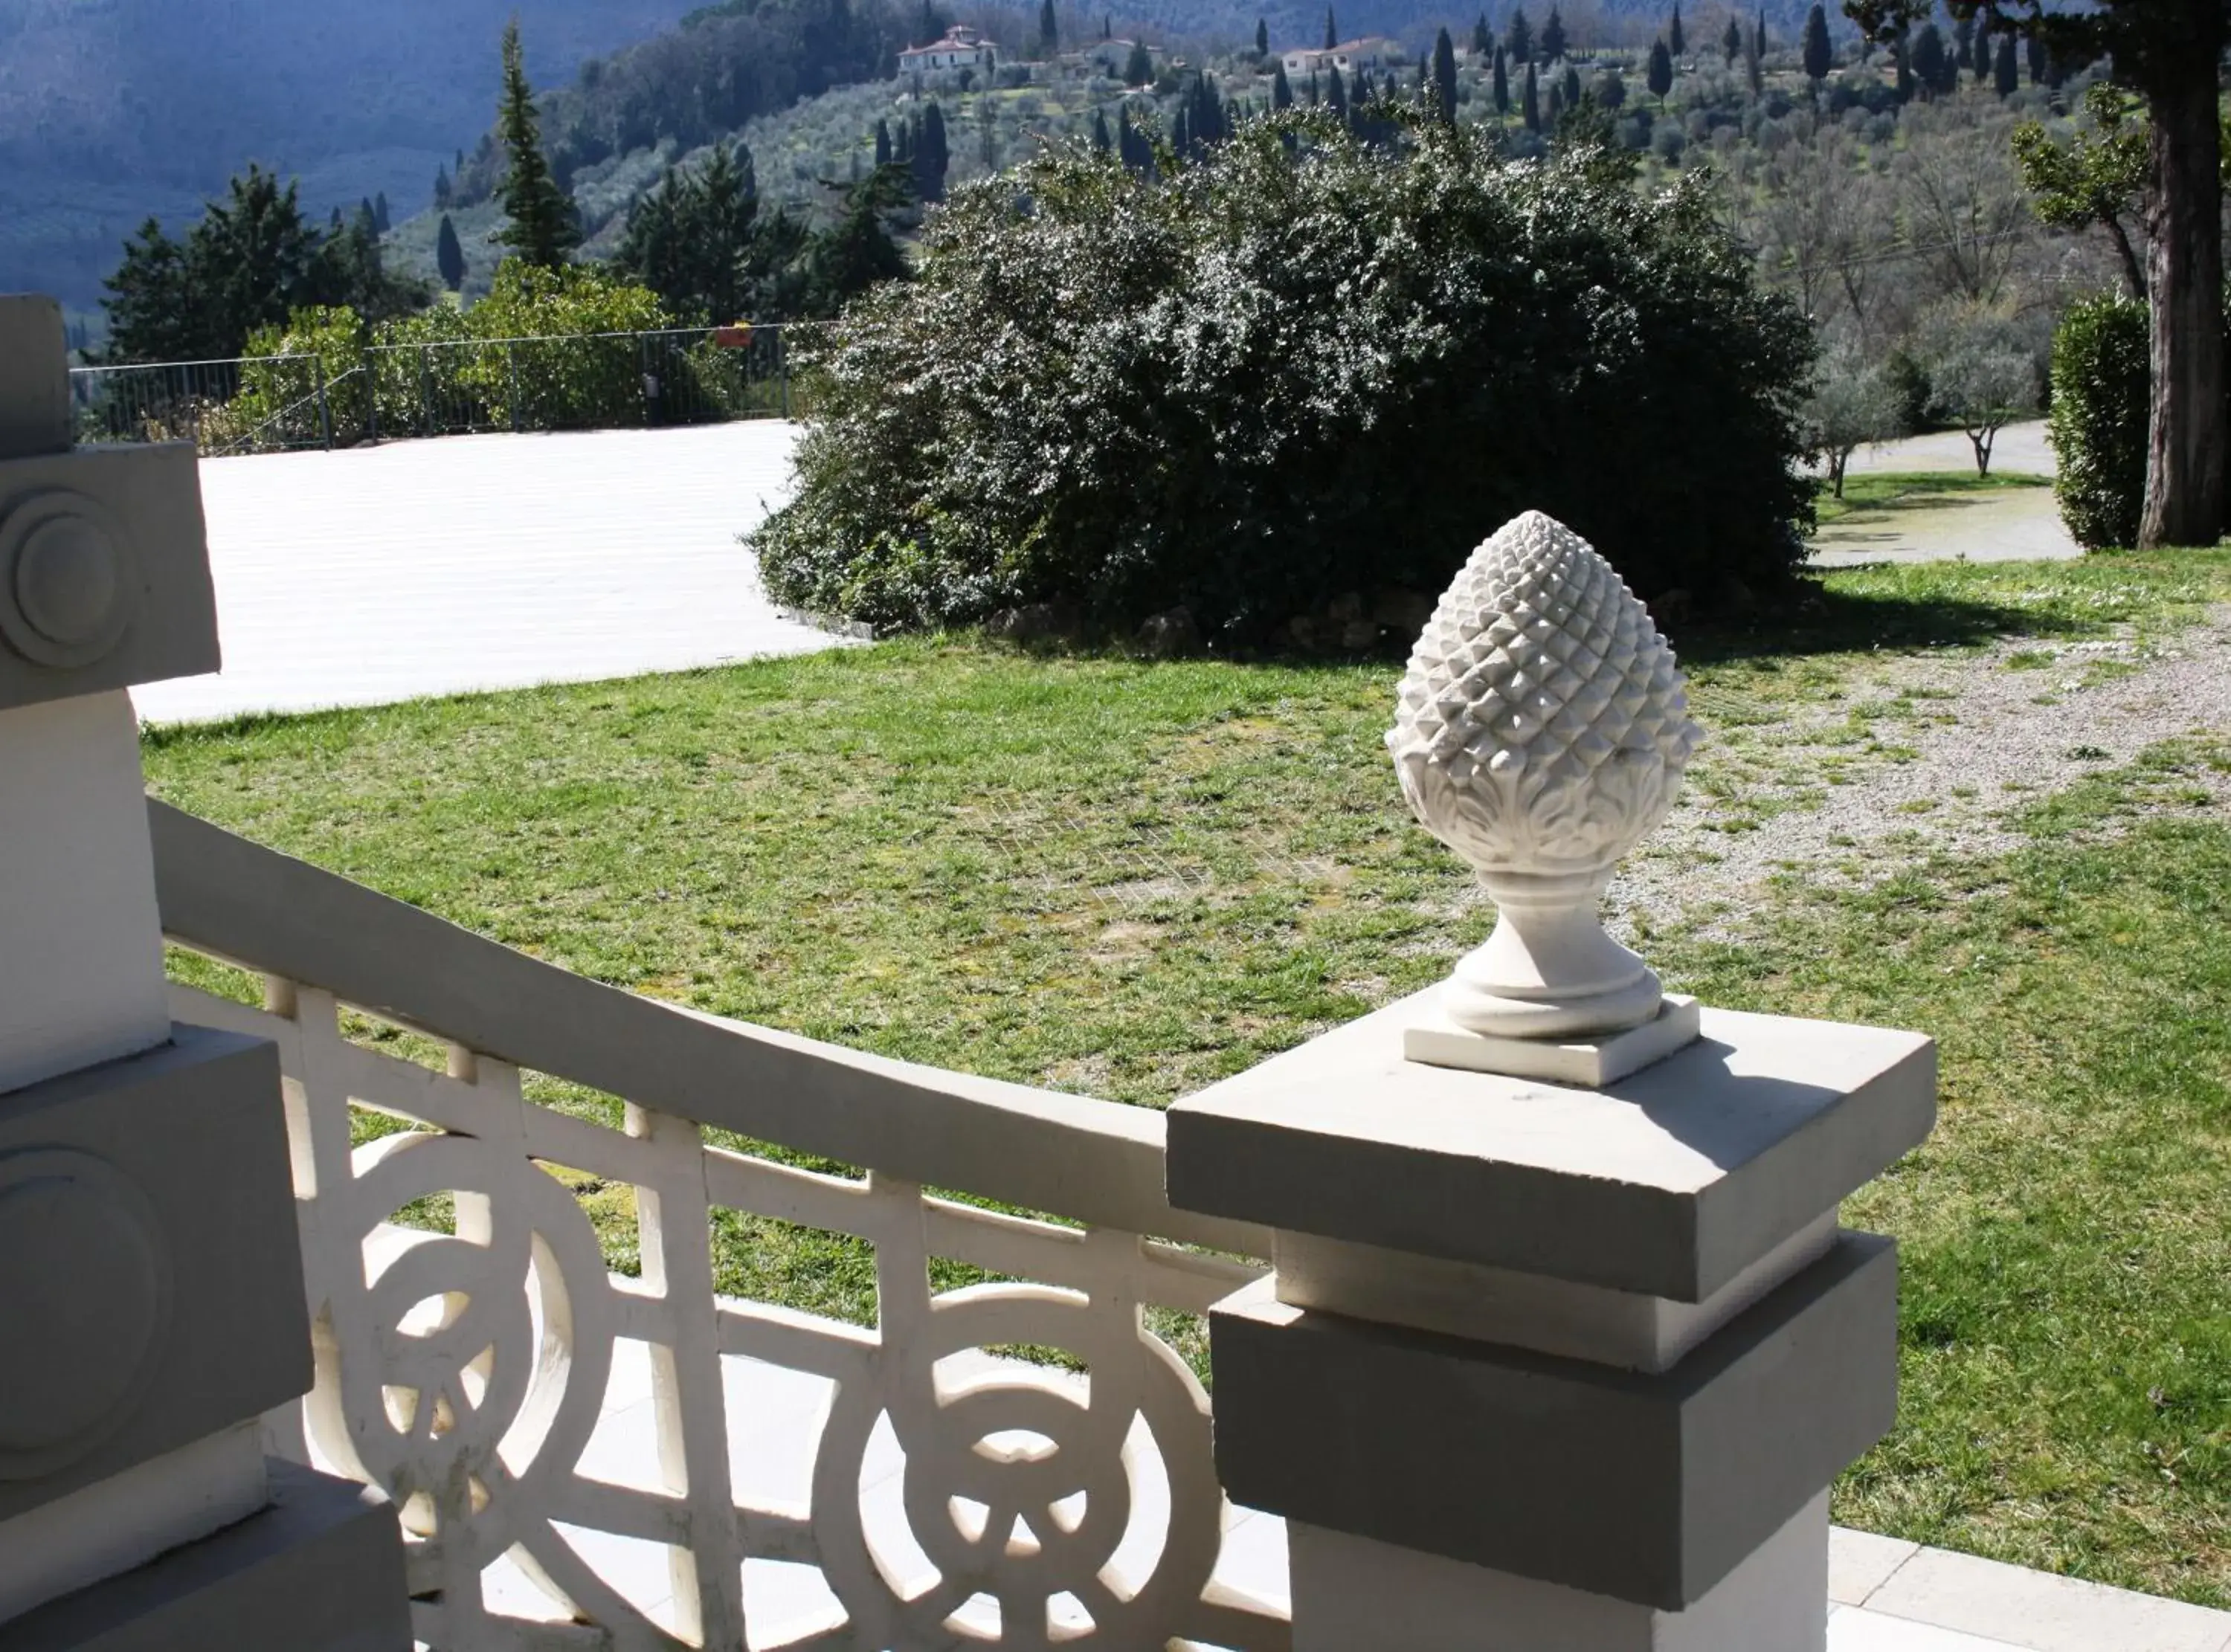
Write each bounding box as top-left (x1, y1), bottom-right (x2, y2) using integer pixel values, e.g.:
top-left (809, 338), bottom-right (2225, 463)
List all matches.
top-left (0, 490), bottom-right (138, 669)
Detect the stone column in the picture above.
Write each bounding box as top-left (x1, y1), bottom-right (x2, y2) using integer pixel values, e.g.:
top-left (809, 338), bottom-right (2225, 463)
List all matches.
top-left (1166, 514), bottom-right (1937, 1651)
top-left (0, 295), bottom-right (411, 1651)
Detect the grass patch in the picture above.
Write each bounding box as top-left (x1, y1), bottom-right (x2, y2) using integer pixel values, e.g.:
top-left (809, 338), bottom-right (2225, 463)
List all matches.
top-left (142, 553), bottom-right (2231, 1606)
top-left (1815, 468), bottom-right (2052, 529)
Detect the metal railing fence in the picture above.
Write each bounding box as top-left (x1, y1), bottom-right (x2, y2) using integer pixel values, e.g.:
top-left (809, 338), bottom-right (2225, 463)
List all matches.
top-left (69, 325), bottom-right (795, 456)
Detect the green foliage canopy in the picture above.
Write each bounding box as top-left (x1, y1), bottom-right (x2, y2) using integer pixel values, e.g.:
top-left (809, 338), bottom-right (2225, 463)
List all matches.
top-left (753, 116), bottom-right (1818, 640)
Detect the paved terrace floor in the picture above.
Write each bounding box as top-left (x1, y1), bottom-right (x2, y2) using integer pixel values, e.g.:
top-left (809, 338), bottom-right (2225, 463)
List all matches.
top-left (134, 422), bottom-right (827, 726)
top-left (445, 1330), bottom-right (2231, 1651)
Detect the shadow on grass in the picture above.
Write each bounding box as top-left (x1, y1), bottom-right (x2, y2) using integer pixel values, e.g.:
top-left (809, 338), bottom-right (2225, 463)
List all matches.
top-left (1675, 580), bottom-right (2089, 667)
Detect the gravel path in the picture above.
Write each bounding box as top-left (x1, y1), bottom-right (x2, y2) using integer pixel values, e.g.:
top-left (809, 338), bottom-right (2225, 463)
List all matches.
top-left (1608, 607), bottom-right (2231, 940)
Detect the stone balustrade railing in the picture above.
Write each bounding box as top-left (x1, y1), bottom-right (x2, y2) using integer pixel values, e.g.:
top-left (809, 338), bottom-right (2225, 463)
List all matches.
top-left (147, 800), bottom-right (1290, 1652)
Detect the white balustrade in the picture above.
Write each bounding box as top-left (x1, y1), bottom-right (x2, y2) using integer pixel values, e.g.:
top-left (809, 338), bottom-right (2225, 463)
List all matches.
top-left (152, 810), bottom-right (1287, 1652)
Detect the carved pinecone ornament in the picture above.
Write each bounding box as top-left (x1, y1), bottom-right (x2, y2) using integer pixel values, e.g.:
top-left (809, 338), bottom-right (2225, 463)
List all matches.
top-left (1388, 512), bottom-right (1703, 878)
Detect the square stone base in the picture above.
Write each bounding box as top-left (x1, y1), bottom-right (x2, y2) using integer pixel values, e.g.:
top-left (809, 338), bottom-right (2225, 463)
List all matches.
top-left (1403, 994), bottom-right (1702, 1087)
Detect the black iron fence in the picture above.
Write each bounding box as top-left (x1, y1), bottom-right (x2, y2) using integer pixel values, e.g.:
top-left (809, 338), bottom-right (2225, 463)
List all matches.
top-left (69, 325), bottom-right (795, 456)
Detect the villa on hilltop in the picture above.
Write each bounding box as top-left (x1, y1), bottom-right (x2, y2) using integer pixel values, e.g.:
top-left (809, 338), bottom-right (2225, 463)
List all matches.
top-left (898, 24), bottom-right (997, 74)
top-left (1280, 35), bottom-right (1400, 76)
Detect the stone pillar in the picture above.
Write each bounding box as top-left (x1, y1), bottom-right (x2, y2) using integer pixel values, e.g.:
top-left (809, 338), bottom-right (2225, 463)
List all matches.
top-left (0, 295), bottom-right (411, 1651)
top-left (1165, 514), bottom-right (1937, 1650)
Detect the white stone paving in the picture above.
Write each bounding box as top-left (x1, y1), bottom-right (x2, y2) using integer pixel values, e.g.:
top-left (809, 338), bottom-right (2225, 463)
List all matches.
top-left (133, 422), bottom-right (829, 726)
top-left (454, 1336), bottom-right (2231, 1651)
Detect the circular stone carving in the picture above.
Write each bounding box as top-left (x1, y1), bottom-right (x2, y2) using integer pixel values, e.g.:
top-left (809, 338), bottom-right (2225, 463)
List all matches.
top-left (0, 491), bottom-right (138, 669)
top-left (0, 1149), bottom-right (173, 1477)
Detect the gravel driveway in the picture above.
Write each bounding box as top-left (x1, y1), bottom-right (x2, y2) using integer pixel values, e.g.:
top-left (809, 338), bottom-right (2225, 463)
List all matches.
top-left (1609, 607), bottom-right (2231, 940)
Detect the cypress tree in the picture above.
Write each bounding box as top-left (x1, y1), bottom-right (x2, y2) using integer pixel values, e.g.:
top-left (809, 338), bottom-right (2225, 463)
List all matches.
top-left (373, 192), bottom-right (390, 233)
top-left (1992, 28), bottom-right (2017, 95)
top-left (1954, 13), bottom-right (1974, 70)
top-left (1272, 61), bottom-right (1294, 108)
top-left (493, 19), bottom-right (579, 268)
top-left (1493, 45), bottom-right (1510, 112)
top-left (1255, 16), bottom-right (1269, 55)
top-left (436, 214), bottom-right (466, 291)
top-left (1104, 14), bottom-right (1110, 38)
top-left (1801, 3), bottom-right (1830, 86)
top-left (1327, 63), bottom-right (1348, 117)
top-left (1522, 60), bottom-right (1539, 129)
top-left (2026, 30), bottom-right (2047, 85)
top-left (916, 101), bottom-right (950, 200)
top-left (1909, 23), bottom-right (1946, 96)
top-left (1124, 39), bottom-right (1153, 83)
top-left (1667, 3), bottom-right (1684, 57)
top-left (1722, 16), bottom-right (1741, 62)
top-left (1647, 36), bottom-right (1673, 103)
top-left (1324, 7), bottom-right (1337, 49)
top-left (1745, 10), bottom-right (1764, 95)
top-left (875, 117), bottom-right (893, 166)
top-left (1505, 6), bottom-right (1533, 64)
top-left (434, 164), bottom-right (452, 209)
top-left (1893, 27), bottom-right (1914, 101)
top-left (1092, 107), bottom-right (1112, 150)
top-left (1541, 7), bottom-right (1565, 63)
top-left (1433, 28), bottom-right (1459, 122)
top-left (1562, 62), bottom-right (1581, 105)
top-left (1474, 11), bottom-right (1493, 55)
top-left (1173, 104), bottom-right (1191, 158)
top-left (1038, 0), bottom-right (1057, 57)
top-left (1970, 19), bottom-right (1990, 83)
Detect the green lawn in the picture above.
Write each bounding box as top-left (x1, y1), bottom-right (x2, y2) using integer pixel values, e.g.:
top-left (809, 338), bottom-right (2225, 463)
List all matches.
top-left (144, 551), bottom-right (2231, 1607)
top-left (1815, 468), bottom-right (2053, 528)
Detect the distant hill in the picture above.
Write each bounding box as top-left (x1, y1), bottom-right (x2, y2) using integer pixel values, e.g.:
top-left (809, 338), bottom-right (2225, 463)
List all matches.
top-left (0, 0), bottom-right (703, 318)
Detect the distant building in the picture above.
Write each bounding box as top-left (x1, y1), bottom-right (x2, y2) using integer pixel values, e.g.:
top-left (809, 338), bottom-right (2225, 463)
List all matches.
top-left (898, 25), bottom-right (997, 75)
top-left (1281, 36), bottom-right (1398, 77)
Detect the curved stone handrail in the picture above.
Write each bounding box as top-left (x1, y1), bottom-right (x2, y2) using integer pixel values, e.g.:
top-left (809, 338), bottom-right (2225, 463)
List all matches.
top-left (147, 800), bottom-right (1287, 1651)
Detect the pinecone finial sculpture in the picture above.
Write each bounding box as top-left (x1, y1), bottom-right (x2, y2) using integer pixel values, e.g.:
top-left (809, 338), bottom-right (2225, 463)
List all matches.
top-left (1388, 512), bottom-right (1702, 1054)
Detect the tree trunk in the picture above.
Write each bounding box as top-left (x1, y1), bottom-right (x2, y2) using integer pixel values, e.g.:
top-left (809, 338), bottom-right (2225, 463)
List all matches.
top-left (2140, 52), bottom-right (2227, 549)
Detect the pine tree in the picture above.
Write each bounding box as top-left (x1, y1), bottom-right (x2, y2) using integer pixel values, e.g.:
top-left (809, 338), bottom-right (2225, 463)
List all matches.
top-left (493, 19), bottom-right (579, 268)
top-left (1647, 36), bottom-right (1673, 102)
top-left (1272, 60), bottom-right (1295, 108)
top-left (1722, 16), bottom-right (1741, 62)
top-left (1505, 6), bottom-right (1533, 63)
top-left (436, 213), bottom-right (466, 291)
top-left (1255, 16), bottom-right (1269, 55)
top-left (1541, 7), bottom-right (1566, 62)
top-left (1493, 45), bottom-right (1510, 112)
top-left (1992, 28), bottom-right (2017, 95)
top-left (1668, 3), bottom-right (1684, 57)
top-left (875, 117), bottom-right (893, 166)
top-left (1432, 28), bottom-right (1459, 122)
top-left (1124, 39), bottom-right (1153, 83)
top-left (1802, 3), bottom-right (1830, 85)
top-left (1038, 0), bottom-right (1057, 58)
top-left (1522, 60), bottom-right (1540, 129)
top-left (1324, 7), bottom-right (1337, 48)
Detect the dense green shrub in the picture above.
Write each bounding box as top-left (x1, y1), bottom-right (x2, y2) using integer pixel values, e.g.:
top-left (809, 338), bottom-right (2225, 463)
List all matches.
top-left (753, 117), bottom-right (1818, 642)
top-left (2048, 293), bottom-right (2148, 550)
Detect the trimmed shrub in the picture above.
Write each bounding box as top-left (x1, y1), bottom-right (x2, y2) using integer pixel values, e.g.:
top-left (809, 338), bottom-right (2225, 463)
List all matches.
top-left (752, 117), bottom-right (1819, 642)
top-left (2048, 293), bottom-right (2148, 550)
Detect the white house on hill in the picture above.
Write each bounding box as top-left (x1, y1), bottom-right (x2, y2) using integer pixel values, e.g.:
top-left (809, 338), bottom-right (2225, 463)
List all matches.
top-left (898, 25), bottom-right (997, 74)
top-left (1281, 36), bottom-right (1398, 77)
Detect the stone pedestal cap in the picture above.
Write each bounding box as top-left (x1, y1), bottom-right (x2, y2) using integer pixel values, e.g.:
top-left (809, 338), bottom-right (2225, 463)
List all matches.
top-left (0, 297), bottom-right (219, 711)
top-left (1168, 987), bottom-right (1934, 1302)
